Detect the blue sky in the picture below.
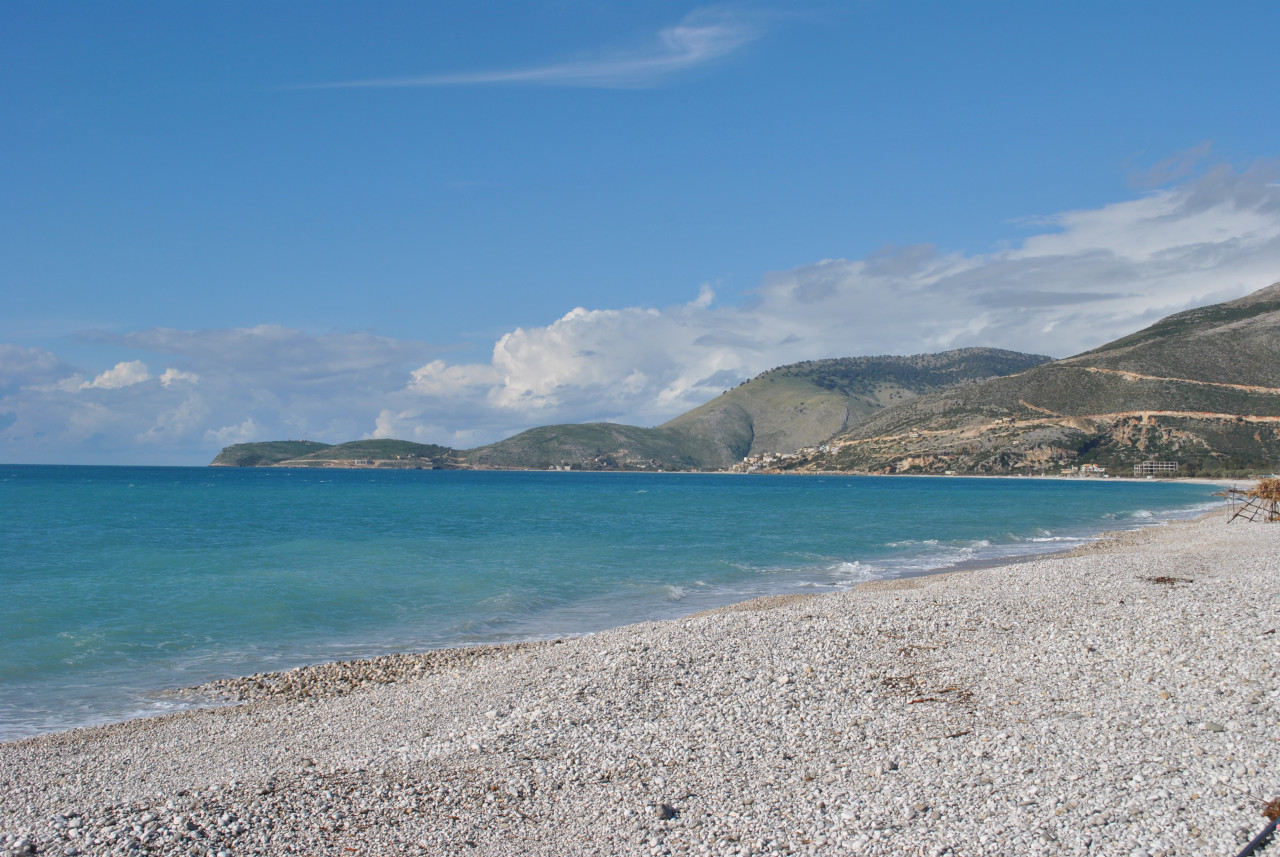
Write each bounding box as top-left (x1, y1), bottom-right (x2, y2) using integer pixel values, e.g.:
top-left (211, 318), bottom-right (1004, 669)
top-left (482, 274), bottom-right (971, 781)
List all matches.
top-left (4, 1), bottom-right (1280, 464)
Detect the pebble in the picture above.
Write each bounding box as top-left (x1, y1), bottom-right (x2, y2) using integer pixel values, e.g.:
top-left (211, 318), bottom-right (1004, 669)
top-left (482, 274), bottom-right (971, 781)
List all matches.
top-left (1, 513), bottom-right (1277, 856)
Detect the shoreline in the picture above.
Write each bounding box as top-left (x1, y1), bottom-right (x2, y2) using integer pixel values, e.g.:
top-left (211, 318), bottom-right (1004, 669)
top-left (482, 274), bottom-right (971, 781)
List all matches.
top-left (0, 492), bottom-right (1230, 744)
top-left (138, 507), bottom-right (1226, 711)
top-left (4, 511), bottom-right (1278, 856)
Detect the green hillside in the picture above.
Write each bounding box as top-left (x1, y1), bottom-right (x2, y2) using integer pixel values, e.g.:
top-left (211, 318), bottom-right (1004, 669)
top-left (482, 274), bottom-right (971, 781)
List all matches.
top-left (211, 439), bottom-right (459, 468)
top-left (664, 348), bottom-right (1050, 467)
top-left (800, 282), bottom-right (1280, 476)
top-left (1070, 282), bottom-right (1280, 386)
top-left (464, 423), bottom-right (713, 471)
top-left (464, 348), bottom-right (1050, 471)
top-left (210, 440), bottom-right (332, 466)
top-left (294, 439), bottom-right (456, 462)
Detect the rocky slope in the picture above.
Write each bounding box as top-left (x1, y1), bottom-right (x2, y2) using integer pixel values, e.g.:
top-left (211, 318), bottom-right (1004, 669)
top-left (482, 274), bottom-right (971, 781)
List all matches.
top-left (786, 282), bottom-right (1280, 475)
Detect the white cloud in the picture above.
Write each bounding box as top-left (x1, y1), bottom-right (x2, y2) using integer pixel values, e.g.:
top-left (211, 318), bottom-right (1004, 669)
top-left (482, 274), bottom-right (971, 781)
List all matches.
top-left (204, 418), bottom-right (260, 446)
top-left (139, 394), bottom-right (210, 441)
top-left (80, 360), bottom-right (152, 390)
top-left (159, 368), bottom-right (199, 387)
top-left (407, 360), bottom-right (499, 395)
top-left (307, 9), bottom-right (758, 90)
top-left (370, 408), bottom-right (433, 441)
top-left (690, 283), bottom-right (716, 309)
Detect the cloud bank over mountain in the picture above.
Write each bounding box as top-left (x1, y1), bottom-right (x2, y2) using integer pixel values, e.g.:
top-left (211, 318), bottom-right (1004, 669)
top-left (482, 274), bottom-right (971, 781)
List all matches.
top-left (3, 165), bottom-right (1279, 464)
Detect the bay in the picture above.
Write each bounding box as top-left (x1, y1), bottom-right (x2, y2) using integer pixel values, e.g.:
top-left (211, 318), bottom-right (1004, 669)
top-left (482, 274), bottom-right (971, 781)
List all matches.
top-left (0, 465), bottom-right (1221, 741)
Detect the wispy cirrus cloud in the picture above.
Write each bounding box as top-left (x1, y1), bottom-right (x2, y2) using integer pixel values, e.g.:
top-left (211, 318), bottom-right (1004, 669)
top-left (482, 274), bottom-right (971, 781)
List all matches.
top-left (307, 9), bottom-right (759, 90)
top-left (1127, 141), bottom-right (1215, 190)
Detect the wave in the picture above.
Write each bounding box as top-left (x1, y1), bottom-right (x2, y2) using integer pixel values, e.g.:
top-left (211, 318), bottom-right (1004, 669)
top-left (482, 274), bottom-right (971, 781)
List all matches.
top-left (827, 560), bottom-right (881, 586)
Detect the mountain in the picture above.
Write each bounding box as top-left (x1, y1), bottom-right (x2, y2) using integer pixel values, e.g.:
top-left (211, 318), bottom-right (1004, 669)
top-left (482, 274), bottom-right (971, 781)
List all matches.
top-left (207, 282), bottom-right (1280, 476)
top-left (791, 282), bottom-right (1280, 476)
top-left (462, 348), bottom-right (1050, 470)
top-left (211, 348), bottom-right (1050, 470)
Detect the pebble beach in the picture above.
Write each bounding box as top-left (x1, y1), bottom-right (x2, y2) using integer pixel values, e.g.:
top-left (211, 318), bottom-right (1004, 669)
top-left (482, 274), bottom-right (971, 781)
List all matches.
top-left (3, 511), bottom-right (1278, 857)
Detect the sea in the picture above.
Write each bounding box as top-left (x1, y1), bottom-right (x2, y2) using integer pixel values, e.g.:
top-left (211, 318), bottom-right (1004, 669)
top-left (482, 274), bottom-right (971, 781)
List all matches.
top-left (0, 465), bottom-right (1224, 742)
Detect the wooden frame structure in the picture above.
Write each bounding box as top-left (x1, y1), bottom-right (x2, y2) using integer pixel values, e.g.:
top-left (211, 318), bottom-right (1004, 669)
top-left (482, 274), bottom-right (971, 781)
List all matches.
top-left (1224, 478), bottom-right (1280, 523)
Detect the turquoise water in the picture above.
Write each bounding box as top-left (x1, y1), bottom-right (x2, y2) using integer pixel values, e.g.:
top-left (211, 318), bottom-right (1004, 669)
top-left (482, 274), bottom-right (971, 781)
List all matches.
top-left (0, 465), bottom-right (1221, 741)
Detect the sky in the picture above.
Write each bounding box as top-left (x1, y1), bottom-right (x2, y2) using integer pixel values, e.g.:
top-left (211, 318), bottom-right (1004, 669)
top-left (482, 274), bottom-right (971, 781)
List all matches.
top-left (4, 1), bottom-right (1280, 464)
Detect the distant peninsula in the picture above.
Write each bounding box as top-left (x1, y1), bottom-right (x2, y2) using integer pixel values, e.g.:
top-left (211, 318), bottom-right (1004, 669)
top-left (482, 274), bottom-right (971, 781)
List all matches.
top-left (210, 438), bottom-right (461, 469)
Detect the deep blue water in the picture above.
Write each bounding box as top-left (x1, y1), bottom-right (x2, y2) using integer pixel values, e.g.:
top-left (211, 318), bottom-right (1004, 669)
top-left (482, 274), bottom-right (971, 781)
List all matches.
top-left (0, 465), bottom-right (1221, 741)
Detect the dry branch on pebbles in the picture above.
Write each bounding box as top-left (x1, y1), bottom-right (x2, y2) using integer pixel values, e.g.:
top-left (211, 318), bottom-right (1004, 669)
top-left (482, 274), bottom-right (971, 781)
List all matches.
top-left (2, 514), bottom-right (1279, 857)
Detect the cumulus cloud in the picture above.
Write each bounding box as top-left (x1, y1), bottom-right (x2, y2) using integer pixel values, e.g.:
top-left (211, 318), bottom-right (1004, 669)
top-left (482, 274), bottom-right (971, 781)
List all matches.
top-left (80, 361), bottom-right (152, 390)
top-left (3, 163), bottom-right (1279, 464)
top-left (159, 368), bottom-right (199, 387)
top-left (306, 9), bottom-right (757, 90)
top-left (478, 291), bottom-right (762, 423)
top-left (204, 418), bottom-right (260, 446)
top-left (139, 394), bottom-right (210, 441)
top-left (407, 361), bottom-right (499, 396)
